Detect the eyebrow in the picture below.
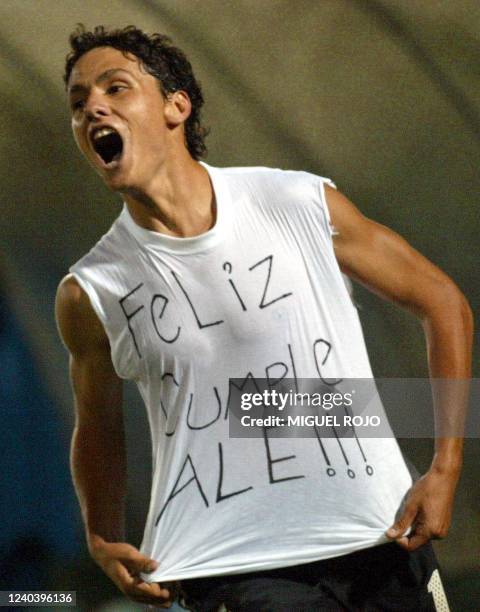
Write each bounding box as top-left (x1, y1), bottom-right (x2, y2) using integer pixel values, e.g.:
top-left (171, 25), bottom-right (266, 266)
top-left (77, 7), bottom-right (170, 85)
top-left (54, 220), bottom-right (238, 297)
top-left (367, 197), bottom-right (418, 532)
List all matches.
top-left (68, 68), bottom-right (133, 95)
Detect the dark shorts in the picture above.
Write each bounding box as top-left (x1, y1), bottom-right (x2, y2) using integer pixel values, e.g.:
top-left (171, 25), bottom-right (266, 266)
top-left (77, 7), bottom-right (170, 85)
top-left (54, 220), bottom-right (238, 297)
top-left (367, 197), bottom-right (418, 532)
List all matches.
top-left (180, 542), bottom-right (449, 611)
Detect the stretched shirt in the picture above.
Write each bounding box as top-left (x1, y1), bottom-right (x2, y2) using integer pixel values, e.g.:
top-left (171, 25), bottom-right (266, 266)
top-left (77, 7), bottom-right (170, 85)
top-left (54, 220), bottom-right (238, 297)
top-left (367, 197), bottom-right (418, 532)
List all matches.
top-left (70, 164), bottom-right (412, 582)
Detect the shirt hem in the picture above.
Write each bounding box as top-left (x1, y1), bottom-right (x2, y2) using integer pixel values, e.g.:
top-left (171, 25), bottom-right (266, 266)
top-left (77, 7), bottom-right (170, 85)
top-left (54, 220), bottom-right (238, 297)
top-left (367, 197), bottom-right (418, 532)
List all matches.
top-left (141, 534), bottom-right (390, 583)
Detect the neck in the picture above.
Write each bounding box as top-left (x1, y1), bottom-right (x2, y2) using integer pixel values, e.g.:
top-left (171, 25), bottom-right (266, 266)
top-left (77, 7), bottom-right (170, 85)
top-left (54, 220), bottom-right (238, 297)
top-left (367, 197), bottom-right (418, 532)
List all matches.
top-left (122, 153), bottom-right (214, 238)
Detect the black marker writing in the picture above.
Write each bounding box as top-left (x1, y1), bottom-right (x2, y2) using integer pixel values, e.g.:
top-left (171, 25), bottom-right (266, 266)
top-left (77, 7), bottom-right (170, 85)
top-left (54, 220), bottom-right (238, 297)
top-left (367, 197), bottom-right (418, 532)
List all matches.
top-left (249, 255), bottom-right (293, 309)
top-left (263, 427), bottom-right (305, 484)
top-left (172, 270), bottom-right (224, 329)
top-left (223, 261), bottom-right (247, 311)
top-left (216, 442), bottom-right (253, 502)
top-left (154, 454), bottom-right (209, 526)
top-left (151, 294), bottom-right (181, 343)
top-left (119, 283), bottom-right (144, 358)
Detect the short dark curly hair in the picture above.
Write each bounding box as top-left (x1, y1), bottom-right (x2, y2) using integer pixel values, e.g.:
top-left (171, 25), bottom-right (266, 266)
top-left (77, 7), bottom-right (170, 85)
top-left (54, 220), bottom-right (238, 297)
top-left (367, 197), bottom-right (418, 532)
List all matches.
top-left (65, 25), bottom-right (208, 159)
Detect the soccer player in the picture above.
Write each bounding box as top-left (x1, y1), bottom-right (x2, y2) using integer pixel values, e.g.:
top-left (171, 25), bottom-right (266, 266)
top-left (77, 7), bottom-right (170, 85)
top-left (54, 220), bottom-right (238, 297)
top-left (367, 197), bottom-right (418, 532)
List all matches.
top-left (55, 26), bottom-right (472, 610)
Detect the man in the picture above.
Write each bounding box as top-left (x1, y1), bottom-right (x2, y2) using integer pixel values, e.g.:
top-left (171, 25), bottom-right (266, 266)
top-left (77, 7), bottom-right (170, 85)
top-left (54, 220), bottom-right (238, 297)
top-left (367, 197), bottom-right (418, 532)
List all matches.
top-left (56, 25), bottom-right (472, 611)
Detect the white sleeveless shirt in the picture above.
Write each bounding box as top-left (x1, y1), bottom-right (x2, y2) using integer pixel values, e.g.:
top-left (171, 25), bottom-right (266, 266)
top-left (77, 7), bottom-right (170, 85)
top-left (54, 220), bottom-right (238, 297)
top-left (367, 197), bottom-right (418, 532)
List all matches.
top-left (70, 164), bottom-right (412, 582)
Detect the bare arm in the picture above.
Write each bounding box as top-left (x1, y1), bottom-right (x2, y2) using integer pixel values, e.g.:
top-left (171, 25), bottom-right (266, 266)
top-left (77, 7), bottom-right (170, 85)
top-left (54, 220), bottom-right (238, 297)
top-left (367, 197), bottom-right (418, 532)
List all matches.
top-left (325, 185), bottom-right (473, 549)
top-left (55, 274), bottom-right (172, 606)
top-left (56, 275), bottom-right (126, 544)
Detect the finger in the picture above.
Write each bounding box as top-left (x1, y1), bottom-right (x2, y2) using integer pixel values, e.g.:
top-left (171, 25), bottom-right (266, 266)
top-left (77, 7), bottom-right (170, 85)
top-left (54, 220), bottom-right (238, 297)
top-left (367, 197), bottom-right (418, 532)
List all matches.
top-left (132, 577), bottom-right (172, 600)
top-left (128, 581), bottom-right (171, 603)
top-left (401, 532), bottom-right (430, 551)
top-left (115, 563), bottom-right (171, 604)
top-left (386, 504), bottom-right (417, 539)
top-left (125, 583), bottom-right (172, 605)
top-left (393, 535), bottom-right (411, 551)
top-left (118, 550), bottom-right (159, 575)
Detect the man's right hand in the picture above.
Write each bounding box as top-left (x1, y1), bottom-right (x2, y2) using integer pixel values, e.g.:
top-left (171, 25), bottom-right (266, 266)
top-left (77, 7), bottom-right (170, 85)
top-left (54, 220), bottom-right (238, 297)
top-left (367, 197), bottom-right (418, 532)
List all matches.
top-left (89, 537), bottom-right (174, 607)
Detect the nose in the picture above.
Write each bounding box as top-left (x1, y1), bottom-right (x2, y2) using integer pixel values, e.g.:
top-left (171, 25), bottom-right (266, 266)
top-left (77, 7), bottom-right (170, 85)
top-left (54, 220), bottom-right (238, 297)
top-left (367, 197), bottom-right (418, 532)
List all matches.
top-left (84, 93), bottom-right (111, 122)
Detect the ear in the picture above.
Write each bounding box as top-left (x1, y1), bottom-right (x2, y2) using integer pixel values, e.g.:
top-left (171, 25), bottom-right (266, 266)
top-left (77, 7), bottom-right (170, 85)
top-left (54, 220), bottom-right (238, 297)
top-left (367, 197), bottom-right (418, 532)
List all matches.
top-left (164, 91), bottom-right (192, 127)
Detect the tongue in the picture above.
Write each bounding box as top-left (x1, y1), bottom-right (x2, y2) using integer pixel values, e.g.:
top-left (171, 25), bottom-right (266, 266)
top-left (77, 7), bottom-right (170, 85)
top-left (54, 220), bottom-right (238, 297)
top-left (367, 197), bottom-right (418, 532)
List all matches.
top-left (94, 132), bottom-right (123, 164)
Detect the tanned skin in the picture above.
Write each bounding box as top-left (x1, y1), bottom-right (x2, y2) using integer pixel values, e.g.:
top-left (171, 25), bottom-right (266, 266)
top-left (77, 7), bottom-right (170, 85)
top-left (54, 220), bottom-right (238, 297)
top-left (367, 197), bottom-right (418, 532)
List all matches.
top-left (56, 46), bottom-right (473, 607)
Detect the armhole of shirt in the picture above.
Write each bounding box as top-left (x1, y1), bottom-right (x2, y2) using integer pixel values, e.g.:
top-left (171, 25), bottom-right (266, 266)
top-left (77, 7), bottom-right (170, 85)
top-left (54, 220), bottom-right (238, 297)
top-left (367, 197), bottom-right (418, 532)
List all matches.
top-left (70, 269), bottom-right (123, 360)
top-left (316, 176), bottom-right (338, 239)
top-left (315, 176), bottom-right (357, 303)
top-left (69, 270), bottom-right (126, 380)
top-left (69, 271), bottom-right (107, 327)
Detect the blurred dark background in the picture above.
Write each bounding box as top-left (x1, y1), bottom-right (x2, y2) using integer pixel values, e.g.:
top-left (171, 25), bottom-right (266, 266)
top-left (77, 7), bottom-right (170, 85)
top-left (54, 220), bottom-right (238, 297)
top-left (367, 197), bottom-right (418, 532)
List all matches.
top-left (0, 1), bottom-right (478, 609)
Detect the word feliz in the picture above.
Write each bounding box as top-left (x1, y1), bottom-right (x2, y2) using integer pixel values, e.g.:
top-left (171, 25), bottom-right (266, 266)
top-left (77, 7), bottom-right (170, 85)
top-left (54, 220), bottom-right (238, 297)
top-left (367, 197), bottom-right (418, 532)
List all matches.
top-left (119, 254), bottom-right (293, 358)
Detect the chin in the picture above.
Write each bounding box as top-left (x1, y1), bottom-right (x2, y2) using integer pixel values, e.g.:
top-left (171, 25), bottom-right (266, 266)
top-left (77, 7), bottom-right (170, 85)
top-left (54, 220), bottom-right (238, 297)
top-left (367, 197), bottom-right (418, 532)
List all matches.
top-left (100, 167), bottom-right (132, 193)
top-left (105, 179), bottom-right (130, 194)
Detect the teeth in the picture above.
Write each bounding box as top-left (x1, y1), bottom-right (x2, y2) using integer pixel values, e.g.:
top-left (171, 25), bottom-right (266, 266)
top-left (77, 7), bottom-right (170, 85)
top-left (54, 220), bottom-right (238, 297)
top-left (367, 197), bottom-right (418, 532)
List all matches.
top-left (93, 127), bottom-right (116, 141)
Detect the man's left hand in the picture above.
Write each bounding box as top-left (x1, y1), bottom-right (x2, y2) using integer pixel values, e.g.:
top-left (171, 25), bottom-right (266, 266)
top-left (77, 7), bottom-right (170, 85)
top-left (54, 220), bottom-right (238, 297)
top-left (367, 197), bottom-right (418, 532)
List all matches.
top-left (386, 467), bottom-right (460, 551)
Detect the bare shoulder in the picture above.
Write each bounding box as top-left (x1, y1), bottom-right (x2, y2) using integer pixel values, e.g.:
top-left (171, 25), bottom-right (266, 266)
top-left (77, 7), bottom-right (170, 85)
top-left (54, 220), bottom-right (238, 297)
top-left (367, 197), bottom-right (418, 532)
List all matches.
top-left (55, 273), bottom-right (109, 356)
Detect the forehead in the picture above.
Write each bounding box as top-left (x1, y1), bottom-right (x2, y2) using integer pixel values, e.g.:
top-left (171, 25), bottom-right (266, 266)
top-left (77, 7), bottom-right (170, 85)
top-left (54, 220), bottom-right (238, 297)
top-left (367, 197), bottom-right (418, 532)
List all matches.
top-left (68, 46), bottom-right (147, 89)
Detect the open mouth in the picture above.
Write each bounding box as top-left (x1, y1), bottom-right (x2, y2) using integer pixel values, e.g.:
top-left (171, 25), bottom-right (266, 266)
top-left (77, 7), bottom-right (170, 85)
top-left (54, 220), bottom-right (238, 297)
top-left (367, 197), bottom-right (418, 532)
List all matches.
top-left (91, 127), bottom-right (124, 165)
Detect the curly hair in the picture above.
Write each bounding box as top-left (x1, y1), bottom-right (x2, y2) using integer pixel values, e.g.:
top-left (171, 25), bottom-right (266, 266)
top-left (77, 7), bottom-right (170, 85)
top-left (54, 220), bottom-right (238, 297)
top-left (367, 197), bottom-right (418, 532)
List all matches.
top-left (64, 25), bottom-right (208, 160)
